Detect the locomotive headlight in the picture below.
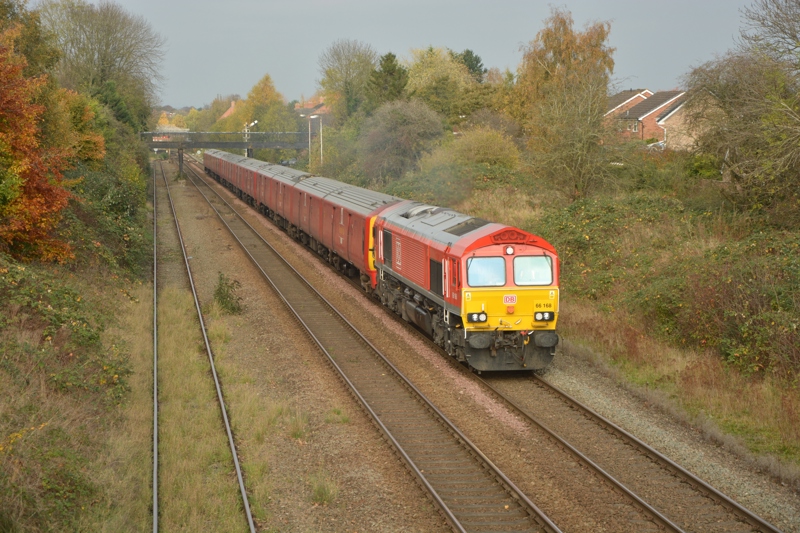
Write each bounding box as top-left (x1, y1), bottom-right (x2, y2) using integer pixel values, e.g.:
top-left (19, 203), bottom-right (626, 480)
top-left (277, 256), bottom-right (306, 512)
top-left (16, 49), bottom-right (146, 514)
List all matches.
top-left (535, 312), bottom-right (554, 321)
top-left (505, 246), bottom-right (514, 255)
top-left (468, 312), bottom-right (488, 323)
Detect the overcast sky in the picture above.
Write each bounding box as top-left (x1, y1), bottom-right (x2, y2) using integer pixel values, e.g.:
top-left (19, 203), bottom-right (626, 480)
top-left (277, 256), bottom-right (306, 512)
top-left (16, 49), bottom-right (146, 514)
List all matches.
top-left (106, 0), bottom-right (751, 108)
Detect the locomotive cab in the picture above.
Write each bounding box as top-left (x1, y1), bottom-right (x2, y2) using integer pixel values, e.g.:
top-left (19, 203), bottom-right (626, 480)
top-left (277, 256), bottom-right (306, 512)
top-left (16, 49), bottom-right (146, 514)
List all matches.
top-left (459, 243), bottom-right (559, 371)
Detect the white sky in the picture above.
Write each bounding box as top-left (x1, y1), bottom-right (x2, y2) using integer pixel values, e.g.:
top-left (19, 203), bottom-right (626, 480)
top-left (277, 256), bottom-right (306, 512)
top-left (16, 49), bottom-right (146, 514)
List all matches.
top-left (101, 0), bottom-right (751, 108)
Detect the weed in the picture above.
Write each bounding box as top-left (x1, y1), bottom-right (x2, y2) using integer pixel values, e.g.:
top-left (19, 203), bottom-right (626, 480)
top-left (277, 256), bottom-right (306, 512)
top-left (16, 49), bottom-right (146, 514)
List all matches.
top-left (309, 471), bottom-right (338, 505)
top-left (325, 407), bottom-right (350, 424)
top-left (213, 272), bottom-right (243, 314)
top-left (288, 409), bottom-right (309, 440)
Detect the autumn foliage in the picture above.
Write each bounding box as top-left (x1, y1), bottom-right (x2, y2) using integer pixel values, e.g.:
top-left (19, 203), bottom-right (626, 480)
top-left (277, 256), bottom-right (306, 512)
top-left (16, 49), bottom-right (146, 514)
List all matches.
top-left (0, 25), bottom-right (71, 260)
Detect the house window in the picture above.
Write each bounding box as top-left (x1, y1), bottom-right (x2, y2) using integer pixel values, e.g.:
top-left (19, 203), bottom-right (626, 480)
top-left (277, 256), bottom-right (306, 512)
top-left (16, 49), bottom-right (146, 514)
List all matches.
top-left (632, 122), bottom-right (639, 133)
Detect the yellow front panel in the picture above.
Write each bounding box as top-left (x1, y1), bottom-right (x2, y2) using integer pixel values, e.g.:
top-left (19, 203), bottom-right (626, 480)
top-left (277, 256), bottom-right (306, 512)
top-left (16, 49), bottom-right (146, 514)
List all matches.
top-left (462, 287), bottom-right (559, 331)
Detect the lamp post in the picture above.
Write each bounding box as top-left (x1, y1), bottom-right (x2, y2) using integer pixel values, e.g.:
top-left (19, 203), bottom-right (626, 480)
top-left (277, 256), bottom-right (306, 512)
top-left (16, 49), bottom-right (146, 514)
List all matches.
top-left (319, 116), bottom-right (323, 166)
top-left (243, 120), bottom-right (257, 157)
top-left (299, 114), bottom-right (320, 166)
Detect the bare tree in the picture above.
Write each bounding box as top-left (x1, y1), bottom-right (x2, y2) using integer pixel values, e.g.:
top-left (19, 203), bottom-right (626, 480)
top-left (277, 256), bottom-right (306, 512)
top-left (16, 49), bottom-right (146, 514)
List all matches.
top-left (682, 0), bottom-right (800, 223)
top-left (39, 0), bottom-right (165, 129)
top-left (739, 0), bottom-right (800, 68)
top-left (683, 52), bottom-right (800, 219)
top-left (318, 39), bottom-right (377, 122)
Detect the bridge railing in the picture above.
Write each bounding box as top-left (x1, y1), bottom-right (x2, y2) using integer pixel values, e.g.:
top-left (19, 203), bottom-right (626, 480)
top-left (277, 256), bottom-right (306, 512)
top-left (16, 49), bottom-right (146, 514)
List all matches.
top-left (140, 131), bottom-right (308, 150)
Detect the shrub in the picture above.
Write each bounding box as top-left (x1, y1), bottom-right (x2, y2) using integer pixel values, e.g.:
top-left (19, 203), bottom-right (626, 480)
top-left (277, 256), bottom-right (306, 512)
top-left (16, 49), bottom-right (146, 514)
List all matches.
top-left (537, 194), bottom-right (800, 381)
top-left (213, 272), bottom-right (242, 314)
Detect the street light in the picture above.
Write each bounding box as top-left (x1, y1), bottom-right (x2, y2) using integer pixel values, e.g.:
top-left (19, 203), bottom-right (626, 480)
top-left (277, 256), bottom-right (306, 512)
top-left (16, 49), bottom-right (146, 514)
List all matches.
top-left (299, 113), bottom-right (322, 166)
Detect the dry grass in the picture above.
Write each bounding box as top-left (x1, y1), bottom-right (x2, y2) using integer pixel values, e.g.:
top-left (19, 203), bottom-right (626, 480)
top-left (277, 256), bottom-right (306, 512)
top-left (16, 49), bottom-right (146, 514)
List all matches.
top-left (154, 286), bottom-right (248, 532)
top-left (309, 470), bottom-right (339, 505)
top-left (558, 299), bottom-right (800, 487)
top-left (457, 188), bottom-right (547, 229)
top-left (80, 283), bottom-right (154, 531)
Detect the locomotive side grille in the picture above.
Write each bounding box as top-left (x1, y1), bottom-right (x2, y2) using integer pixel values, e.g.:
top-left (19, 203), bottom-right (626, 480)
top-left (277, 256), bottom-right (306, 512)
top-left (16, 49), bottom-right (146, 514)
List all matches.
top-left (430, 259), bottom-right (443, 297)
top-left (397, 235), bottom-right (426, 286)
top-left (383, 230), bottom-right (392, 265)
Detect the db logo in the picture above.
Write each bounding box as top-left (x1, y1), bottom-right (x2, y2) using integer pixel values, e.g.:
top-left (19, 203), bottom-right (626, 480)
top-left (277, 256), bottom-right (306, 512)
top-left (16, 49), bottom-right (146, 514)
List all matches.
top-left (503, 295), bottom-right (517, 304)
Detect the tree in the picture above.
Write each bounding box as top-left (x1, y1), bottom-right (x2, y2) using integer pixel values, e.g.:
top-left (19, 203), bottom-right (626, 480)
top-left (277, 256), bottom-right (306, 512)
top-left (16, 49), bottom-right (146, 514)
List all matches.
top-left (318, 39), bottom-right (377, 123)
top-left (684, 53), bottom-right (800, 221)
top-left (0, 0), bottom-right (61, 77)
top-left (171, 113), bottom-right (186, 128)
top-left (682, 0), bottom-right (800, 224)
top-left (405, 46), bottom-right (477, 121)
top-left (515, 8), bottom-right (616, 200)
top-left (357, 100), bottom-right (444, 185)
top-left (364, 52), bottom-right (408, 113)
top-left (39, 0), bottom-right (165, 130)
top-left (0, 25), bottom-right (71, 260)
top-left (157, 111), bottom-right (169, 127)
top-left (739, 0), bottom-right (800, 69)
top-left (450, 49), bottom-right (487, 82)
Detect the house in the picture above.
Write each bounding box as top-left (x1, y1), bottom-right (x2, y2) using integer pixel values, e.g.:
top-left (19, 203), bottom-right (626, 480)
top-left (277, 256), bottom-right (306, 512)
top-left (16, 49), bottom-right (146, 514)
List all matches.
top-left (616, 90), bottom-right (686, 143)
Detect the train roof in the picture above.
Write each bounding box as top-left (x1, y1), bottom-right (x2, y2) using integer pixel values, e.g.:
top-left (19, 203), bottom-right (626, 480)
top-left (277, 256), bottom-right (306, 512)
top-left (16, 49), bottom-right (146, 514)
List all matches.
top-left (206, 149), bottom-right (400, 215)
top-left (206, 149), bottom-right (311, 184)
top-left (382, 201), bottom-right (497, 243)
top-left (296, 177), bottom-right (401, 216)
top-left (381, 201), bottom-right (556, 255)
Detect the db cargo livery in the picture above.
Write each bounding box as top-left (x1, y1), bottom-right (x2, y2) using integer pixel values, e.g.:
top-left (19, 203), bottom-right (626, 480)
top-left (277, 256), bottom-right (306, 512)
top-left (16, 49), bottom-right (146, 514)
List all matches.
top-left (204, 149), bottom-right (559, 372)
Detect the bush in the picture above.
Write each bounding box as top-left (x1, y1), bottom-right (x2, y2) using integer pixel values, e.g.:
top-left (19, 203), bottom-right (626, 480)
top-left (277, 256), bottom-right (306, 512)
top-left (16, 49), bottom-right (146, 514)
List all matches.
top-left (536, 194), bottom-right (800, 381)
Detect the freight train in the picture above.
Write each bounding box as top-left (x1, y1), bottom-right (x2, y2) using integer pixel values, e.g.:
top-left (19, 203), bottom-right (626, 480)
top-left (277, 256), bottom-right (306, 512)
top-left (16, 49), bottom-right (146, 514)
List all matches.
top-left (203, 149), bottom-right (560, 372)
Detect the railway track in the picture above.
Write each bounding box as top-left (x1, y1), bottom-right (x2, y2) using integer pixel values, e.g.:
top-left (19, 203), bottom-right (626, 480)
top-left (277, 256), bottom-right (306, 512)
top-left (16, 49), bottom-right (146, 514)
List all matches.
top-left (478, 373), bottom-right (783, 533)
top-left (179, 160), bottom-right (560, 533)
top-left (152, 165), bottom-right (159, 533)
top-left (153, 161), bottom-right (256, 532)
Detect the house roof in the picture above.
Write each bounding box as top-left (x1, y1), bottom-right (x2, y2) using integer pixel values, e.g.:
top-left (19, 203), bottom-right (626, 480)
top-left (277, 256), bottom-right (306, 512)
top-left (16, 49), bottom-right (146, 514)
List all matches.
top-left (606, 89), bottom-right (651, 114)
top-left (621, 91), bottom-right (685, 120)
top-left (656, 95), bottom-right (687, 123)
top-left (219, 100), bottom-right (237, 119)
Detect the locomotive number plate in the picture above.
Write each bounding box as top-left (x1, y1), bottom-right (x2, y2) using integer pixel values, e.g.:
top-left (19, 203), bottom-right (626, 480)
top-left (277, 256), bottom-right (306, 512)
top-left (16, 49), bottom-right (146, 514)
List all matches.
top-left (503, 295), bottom-right (517, 304)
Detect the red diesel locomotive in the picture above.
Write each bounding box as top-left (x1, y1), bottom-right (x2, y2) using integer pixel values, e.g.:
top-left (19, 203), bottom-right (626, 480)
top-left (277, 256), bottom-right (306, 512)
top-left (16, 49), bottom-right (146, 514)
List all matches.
top-left (203, 149), bottom-right (560, 372)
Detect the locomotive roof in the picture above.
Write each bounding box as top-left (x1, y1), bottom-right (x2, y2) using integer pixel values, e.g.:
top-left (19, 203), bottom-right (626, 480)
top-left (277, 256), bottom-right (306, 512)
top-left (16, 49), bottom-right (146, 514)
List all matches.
top-left (382, 201), bottom-right (556, 255)
top-left (382, 202), bottom-right (497, 245)
top-left (296, 177), bottom-right (401, 215)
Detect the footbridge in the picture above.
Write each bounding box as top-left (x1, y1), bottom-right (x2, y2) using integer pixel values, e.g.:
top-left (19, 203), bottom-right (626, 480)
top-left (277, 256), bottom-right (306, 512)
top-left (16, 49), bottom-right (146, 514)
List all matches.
top-left (140, 131), bottom-right (308, 174)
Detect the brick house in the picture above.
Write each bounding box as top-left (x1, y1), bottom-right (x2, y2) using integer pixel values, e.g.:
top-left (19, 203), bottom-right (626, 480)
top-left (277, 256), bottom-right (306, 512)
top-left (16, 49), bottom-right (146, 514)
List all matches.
top-left (615, 90), bottom-right (686, 142)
